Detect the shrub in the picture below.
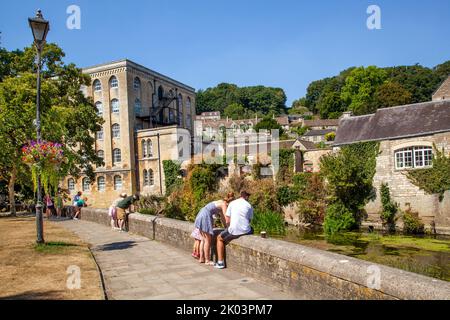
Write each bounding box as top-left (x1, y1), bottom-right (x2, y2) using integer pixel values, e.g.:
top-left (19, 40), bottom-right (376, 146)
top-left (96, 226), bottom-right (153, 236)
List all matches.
top-left (249, 179), bottom-right (281, 213)
top-left (162, 160), bottom-right (183, 195)
top-left (380, 183), bottom-right (399, 232)
top-left (135, 195), bottom-right (165, 215)
top-left (251, 209), bottom-right (286, 236)
top-left (189, 165), bottom-right (217, 202)
top-left (320, 142), bottom-right (379, 234)
top-left (277, 185), bottom-right (298, 207)
top-left (139, 208), bottom-right (156, 216)
top-left (407, 147), bottom-right (450, 202)
top-left (325, 132), bottom-right (336, 142)
top-left (402, 208), bottom-right (425, 234)
top-left (228, 173), bottom-right (250, 194)
top-left (323, 201), bottom-right (357, 234)
top-left (297, 199), bottom-right (325, 226)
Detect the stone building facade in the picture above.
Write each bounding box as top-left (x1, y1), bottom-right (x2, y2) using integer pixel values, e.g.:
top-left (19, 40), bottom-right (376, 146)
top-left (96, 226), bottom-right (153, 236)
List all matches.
top-left (432, 75), bottom-right (450, 101)
top-left (335, 100), bottom-right (450, 232)
top-left (64, 60), bottom-right (196, 208)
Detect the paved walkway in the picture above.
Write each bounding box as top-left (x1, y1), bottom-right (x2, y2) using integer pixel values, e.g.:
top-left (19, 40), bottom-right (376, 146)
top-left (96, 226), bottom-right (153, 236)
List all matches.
top-left (58, 220), bottom-right (303, 300)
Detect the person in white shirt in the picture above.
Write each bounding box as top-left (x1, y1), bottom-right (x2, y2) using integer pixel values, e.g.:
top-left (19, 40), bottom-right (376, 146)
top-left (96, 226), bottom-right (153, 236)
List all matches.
top-left (215, 191), bottom-right (254, 269)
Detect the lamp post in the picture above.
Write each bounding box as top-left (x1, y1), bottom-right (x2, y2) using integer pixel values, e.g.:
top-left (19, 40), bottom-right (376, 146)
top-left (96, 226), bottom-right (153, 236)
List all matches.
top-left (28, 9), bottom-right (50, 244)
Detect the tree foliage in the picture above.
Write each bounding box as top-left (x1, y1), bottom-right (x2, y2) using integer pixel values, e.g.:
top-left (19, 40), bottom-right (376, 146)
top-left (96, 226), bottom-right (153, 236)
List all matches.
top-left (196, 83), bottom-right (287, 117)
top-left (0, 44), bottom-right (103, 213)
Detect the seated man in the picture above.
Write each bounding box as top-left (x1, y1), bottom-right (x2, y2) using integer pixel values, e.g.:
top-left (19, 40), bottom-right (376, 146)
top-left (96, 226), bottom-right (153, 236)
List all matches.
top-left (215, 191), bottom-right (254, 269)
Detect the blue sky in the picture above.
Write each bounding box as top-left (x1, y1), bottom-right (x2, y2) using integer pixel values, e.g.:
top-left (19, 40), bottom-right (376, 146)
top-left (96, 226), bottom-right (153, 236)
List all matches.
top-left (1, 0), bottom-right (449, 106)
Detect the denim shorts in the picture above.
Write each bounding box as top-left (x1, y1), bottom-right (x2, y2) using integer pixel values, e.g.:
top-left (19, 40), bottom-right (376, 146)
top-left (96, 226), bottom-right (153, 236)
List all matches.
top-left (220, 227), bottom-right (254, 244)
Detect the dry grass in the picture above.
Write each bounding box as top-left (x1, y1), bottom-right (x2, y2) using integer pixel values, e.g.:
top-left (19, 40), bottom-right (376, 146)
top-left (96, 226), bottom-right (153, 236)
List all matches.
top-left (0, 216), bottom-right (104, 300)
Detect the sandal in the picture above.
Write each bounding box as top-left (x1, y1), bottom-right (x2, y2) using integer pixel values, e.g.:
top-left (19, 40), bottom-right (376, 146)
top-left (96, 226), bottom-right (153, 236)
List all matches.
top-left (205, 261), bottom-right (215, 266)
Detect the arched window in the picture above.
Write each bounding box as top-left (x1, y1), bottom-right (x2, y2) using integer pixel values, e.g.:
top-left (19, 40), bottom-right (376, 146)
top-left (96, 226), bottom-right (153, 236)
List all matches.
top-left (134, 77), bottom-right (141, 91)
top-left (93, 80), bottom-right (102, 92)
top-left (97, 176), bottom-right (106, 192)
top-left (112, 124), bottom-right (120, 138)
top-left (111, 99), bottom-right (120, 114)
top-left (68, 178), bottom-right (75, 192)
top-left (147, 140), bottom-right (153, 157)
top-left (96, 127), bottom-right (104, 141)
top-left (149, 169), bottom-right (154, 186)
top-left (113, 175), bottom-right (122, 190)
top-left (395, 146), bottom-right (433, 170)
top-left (142, 139), bottom-right (148, 158)
top-left (169, 110), bottom-right (175, 123)
top-left (158, 86), bottom-right (164, 100)
top-left (186, 97), bottom-right (191, 110)
top-left (178, 94), bottom-right (183, 126)
top-left (143, 169), bottom-right (149, 186)
top-left (82, 178), bottom-right (90, 192)
top-left (95, 102), bottom-right (103, 116)
top-left (97, 150), bottom-right (105, 167)
top-left (113, 149), bottom-right (121, 165)
top-left (135, 98), bottom-right (142, 114)
top-left (110, 76), bottom-right (118, 89)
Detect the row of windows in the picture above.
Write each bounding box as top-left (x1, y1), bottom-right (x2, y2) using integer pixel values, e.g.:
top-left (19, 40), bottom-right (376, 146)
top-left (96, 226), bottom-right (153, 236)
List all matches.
top-left (67, 176), bottom-right (123, 192)
top-left (395, 146), bottom-right (433, 170)
top-left (94, 149), bottom-right (122, 166)
top-left (93, 77), bottom-right (118, 92)
top-left (95, 99), bottom-right (120, 116)
top-left (96, 124), bottom-right (121, 140)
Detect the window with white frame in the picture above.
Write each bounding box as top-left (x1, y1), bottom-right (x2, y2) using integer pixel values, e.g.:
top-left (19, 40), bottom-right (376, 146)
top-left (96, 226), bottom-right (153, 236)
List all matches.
top-left (95, 101), bottom-right (103, 116)
top-left (142, 140), bottom-right (148, 158)
top-left (68, 178), bottom-right (75, 192)
top-left (111, 99), bottom-right (120, 114)
top-left (110, 76), bottom-right (118, 89)
top-left (113, 149), bottom-right (122, 165)
top-left (143, 169), bottom-right (149, 186)
top-left (112, 124), bottom-right (120, 138)
top-left (395, 146), bottom-right (433, 170)
top-left (96, 127), bottom-right (104, 141)
top-left (93, 80), bottom-right (102, 92)
top-left (147, 139), bottom-right (153, 157)
top-left (149, 169), bottom-right (154, 186)
top-left (82, 178), bottom-right (90, 192)
top-left (114, 175), bottom-right (122, 190)
top-left (97, 176), bottom-right (106, 192)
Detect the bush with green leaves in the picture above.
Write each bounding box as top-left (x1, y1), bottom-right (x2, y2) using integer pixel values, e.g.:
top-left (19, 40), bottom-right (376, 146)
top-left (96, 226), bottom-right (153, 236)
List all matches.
top-left (162, 160), bottom-right (183, 195)
top-left (320, 142), bottom-right (379, 234)
top-left (407, 147), bottom-right (450, 202)
top-left (251, 209), bottom-right (286, 236)
top-left (402, 208), bottom-right (425, 234)
top-left (135, 195), bottom-right (166, 216)
top-left (380, 183), bottom-right (399, 232)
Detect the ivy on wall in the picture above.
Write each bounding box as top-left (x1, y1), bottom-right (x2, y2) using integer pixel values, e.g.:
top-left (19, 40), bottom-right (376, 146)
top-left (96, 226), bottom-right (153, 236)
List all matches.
top-left (407, 147), bottom-right (450, 202)
top-left (162, 160), bottom-right (183, 195)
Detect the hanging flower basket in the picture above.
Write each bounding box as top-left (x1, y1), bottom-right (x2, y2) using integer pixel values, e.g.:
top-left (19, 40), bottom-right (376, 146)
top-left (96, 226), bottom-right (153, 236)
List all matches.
top-left (22, 141), bottom-right (66, 194)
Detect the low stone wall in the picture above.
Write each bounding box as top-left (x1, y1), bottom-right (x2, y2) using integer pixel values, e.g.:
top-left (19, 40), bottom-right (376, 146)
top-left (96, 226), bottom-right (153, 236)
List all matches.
top-left (80, 208), bottom-right (450, 300)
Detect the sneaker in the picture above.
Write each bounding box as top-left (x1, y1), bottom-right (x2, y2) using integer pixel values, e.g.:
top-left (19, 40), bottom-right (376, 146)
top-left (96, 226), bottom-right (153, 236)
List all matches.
top-left (214, 262), bottom-right (225, 269)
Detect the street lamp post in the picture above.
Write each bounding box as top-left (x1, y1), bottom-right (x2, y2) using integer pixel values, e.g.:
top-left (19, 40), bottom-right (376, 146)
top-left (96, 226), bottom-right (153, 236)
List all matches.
top-left (28, 10), bottom-right (50, 244)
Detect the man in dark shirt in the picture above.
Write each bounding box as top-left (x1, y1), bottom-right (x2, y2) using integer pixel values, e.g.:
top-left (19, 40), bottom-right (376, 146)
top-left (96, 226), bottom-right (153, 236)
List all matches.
top-left (116, 194), bottom-right (140, 231)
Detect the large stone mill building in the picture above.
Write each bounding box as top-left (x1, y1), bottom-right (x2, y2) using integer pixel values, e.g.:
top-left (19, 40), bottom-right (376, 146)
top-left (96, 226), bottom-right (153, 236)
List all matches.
top-left (64, 60), bottom-right (196, 208)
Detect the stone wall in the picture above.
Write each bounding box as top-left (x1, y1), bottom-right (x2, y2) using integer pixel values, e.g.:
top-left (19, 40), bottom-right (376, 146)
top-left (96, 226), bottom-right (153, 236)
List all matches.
top-left (79, 208), bottom-right (450, 300)
top-left (366, 132), bottom-right (450, 232)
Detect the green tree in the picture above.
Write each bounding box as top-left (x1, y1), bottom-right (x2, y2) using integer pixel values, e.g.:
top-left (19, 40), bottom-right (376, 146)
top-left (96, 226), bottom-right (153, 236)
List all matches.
top-left (371, 81), bottom-right (413, 109)
top-left (223, 103), bottom-right (247, 120)
top-left (0, 44), bottom-right (103, 215)
top-left (341, 66), bottom-right (387, 115)
top-left (254, 117), bottom-right (283, 135)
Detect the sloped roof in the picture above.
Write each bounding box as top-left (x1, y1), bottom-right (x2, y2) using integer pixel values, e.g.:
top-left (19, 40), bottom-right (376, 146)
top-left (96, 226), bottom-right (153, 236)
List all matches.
top-left (432, 76), bottom-right (450, 101)
top-left (303, 129), bottom-right (335, 137)
top-left (304, 119), bottom-right (340, 127)
top-left (294, 139), bottom-right (318, 151)
top-left (334, 100), bottom-right (450, 146)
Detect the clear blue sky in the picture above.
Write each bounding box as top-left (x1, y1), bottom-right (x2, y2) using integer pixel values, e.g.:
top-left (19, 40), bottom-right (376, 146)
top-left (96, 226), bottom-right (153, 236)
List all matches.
top-left (1, 0), bottom-right (449, 106)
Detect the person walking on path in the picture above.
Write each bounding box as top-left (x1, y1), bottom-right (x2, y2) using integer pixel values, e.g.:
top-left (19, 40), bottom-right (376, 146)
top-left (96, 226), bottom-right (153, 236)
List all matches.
top-left (44, 194), bottom-right (54, 219)
top-left (55, 190), bottom-right (64, 219)
top-left (116, 194), bottom-right (140, 232)
top-left (194, 193), bottom-right (235, 266)
top-left (215, 191), bottom-right (254, 269)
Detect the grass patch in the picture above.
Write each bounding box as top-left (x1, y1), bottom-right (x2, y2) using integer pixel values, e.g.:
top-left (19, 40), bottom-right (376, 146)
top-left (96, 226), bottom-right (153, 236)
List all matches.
top-left (34, 242), bottom-right (78, 254)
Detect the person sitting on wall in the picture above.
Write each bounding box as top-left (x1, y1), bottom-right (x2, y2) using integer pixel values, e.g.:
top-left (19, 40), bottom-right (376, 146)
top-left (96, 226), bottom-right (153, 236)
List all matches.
top-left (214, 190), bottom-right (254, 270)
top-left (116, 194), bottom-right (140, 232)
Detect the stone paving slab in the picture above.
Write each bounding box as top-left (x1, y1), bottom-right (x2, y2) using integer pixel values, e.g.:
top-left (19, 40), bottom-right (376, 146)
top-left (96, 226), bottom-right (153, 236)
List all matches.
top-left (58, 220), bottom-right (307, 300)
